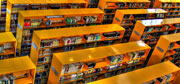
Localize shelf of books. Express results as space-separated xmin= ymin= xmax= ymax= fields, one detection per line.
xmin=86 ymin=0 xmax=99 ymax=8
xmin=88 ymin=61 xmax=180 ymax=84
xmin=0 ymin=0 xmax=6 ymax=32
xmin=129 ymin=18 xmax=180 ymax=49
xmin=98 ymin=0 xmax=150 ymax=24
xmin=48 ymin=41 xmax=151 ymax=84
xmin=112 ymin=9 xmax=167 ymax=43
xmin=5 ymin=0 xmax=88 ymax=36
xmin=16 ymin=8 xmax=104 ymax=56
xmin=0 ymin=56 xmax=36 ymax=84
xmin=30 ymin=24 xmax=125 ymax=84
xmin=153 ymin=0 xmax=180 ymax=18
xmin=0 ymin=32 xmax=16 ymax=60
xmin=147 ymin=33 xmax=180 ymax=67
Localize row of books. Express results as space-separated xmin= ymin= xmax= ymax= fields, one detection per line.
xmin=59 ymin=72 xmax=84 ymax=83
xmin=60 ymin=67 xmax=103 ymax=83
xmin=38 ymin=56 xmax=51 ymax=64
xmin=66 ymin=16 xmax=81 ymax=25
xmin=23 ymin=30 xmax=32 ymax=36
xmin=63 ymin=36 xmax=82 ymax=46
xmin=35 ymin=71 xmax=49 ymax=84
xmin=0 ymin=75 xmax=15 ymax=84
xmin=108 ymin=55 xmax=124 ymax=64
xmin=35 ymin=78 xmax=47 ymax=84
xmin=107 ymin=50 xmax=145 ymax=65
xmin=126 ymin=59 xmax=141 ymax=66
xmin=22 ymin=36 xmax=32 ymax=42
xmin=64 ymin=62 xmax=143 ymax=84
xmin=61 ymin=62 xmax=84 ymax=75
xmin=21 ymin=43 xmax=31 ymax=50
xmin=123 ymin=14 xmax=165 ymax=20
xmin=105 ymin=2 xmax=148 ymax=9
xmin=85 ymin=34 xmax=101 ymax=42
xmin=35 ymin=71 xmax=49 ymax=79
xmin=161 ymin=3 xmax=180 ymax=8
xmin=36 ymin=64 xmax=50 ymax=72
xmin=40 ymin=39 xmax=60 ymax=48
xmin=24 ymin=19 xmax=42 ymax=28
xmin=11 ymin=14 xmax=18 ymax=20
xmin=23 ymin=16 xmax=98 ymax=28
xmin=143 ymin=74 xmax=173 ymax=84
xmin=39 ymin=49 xmax=52 ymax=56
xmin=0 ymin=55 xmax=14 ymax=60
xmin=167 ymin=12 xmax=180 ymax=16
xmin=61 ymin=56 xmax=143 ymax=77
xmin=141 ymin=30 xmax=179 ymax=40
xmin=38 ymin=40 xmax=118 ymax=57
xmin=106 ymin=63 xmax=123 ymax=71
xmin=0 ymin=43 xmax=12 ymax=53
xmin=40 ymin=32 xmax=121 ymax=48
xmin=84 ymin=16 xmax=98 ymax=24
xmin=128 ymin=50 xmax=145 ymax=60
xmin=163 ymin=8 xmax=180 ymax=12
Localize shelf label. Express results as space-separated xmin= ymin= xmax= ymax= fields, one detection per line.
xmin=134 ymin=30 xmax=140 ymax=36
xmin=32 ymin=42 xmax=37 ymax=50
xmin=115 ymin=17 xmax=120 ymax=22
xmin=52 ymin=66 xmax=59 ymax=76
xmin=18 ymin=23 xmax=22 ymax=29
xmin=7 ymin=8 xmax=10 ymax=14
xmin=157 ymin=46 xmax=164 ymax=52
xmin=99 ymin=6 xmax=103 ymax=10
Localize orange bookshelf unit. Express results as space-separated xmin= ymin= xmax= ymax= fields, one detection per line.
xmin=130 ymin=18 xmax=180 ymax=49
xmin=48 ymin=41 xmax=151 ymax=84
xmin=148 ymin=33 xmax=180 ymax=67
xmin=112 ymin=9 xmax=167 ymax=43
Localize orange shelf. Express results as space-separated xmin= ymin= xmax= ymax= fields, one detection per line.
xmin=15 ymin=78 xmax=33 ymax=84
xmin=148 ymin=33 xmax=180 ymax=66
xmin=0 ymin=49 xmax=15 ymax=56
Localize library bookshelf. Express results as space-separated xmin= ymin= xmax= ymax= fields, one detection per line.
xmin=112 ymin=9 xmax=167 ymax=43
xmin=16 ymin=8 xmax=104 ymax=56
xmin=0 ymin=56 xmax=36 ymax=84
xmin=153 ymin=0 xmax=180 ymax=18
xmin=0 ymin=32 xmax=16 ymax=60
xmin=5 ymin=0 xmax=88 ymax=36
xmin=30 ymin=24 xmax=125 ymax=84
xmin=98 ymin=0 xmax=150 ymax=24
xmin=88 ymin=61 xmax=180 ymax=84
xmin=48 ymin=41 xmax=151 ymax=84
xmin=147 ymin=33 xmax=180 ymax=67
xmin=0 ymin=0 xmax=6 ymax=32
xmin=129 ymin=18 xmax=180 ymax=49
